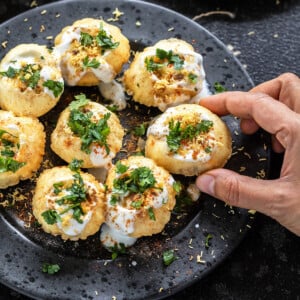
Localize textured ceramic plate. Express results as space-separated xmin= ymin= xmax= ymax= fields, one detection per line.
xmin=0 ymin=0 xmax=270 ymax=299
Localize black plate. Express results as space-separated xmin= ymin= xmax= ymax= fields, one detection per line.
xmin=0 ymin=1 xmax=270 ymax=299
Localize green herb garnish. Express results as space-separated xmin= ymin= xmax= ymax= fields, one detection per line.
xmin=80 ymin=32 xmax=94 ymax=47
xmin=83 ymin=56 xmax=100 ymax=69
xmin=68 ymin=95 xmax=111 ymax=154
xmin=188 ymin=72 xmax=198 ymax=83
xmin=43 ymin=80 xmax=64 ymax=97
xmin=0 ymin=129 xmax=25 ymax=173
xmin=163 ymin=249 xmax=177 ymax=266
xmin=0 ymin=66 xmax=18 ymax=78
xmin=42 ymin=263 xmax=60 ymax=275
xmin=41 ymin=209 xmax=61 ymax=225
xmin=42 ymin=164 xmax=88 ymax=225
xmin=68 ymin=158 xmax=84 ymax=172
xmin=111 ymin=166 xmax=157 ymax=216
xmin=110 ymin=243 xmax=126 ymax=260
xmin=0 ymin=157 xmax=26 ymax=173
xmin=145 ymin=48 xmax=184 ymax=72
xmin=147 ymin=207 xmax=156 ymax=221
xmin=115 ymin=161 xmax=129 ymax=174
xmin=166 ymin=119 xmax=214 ymax=153
xmin=133 ymin=123 xmax=147 ymax=137
xmin=0 ymin=63 xmax=41 ymax=89
xmin=113 ymin=166 xmax=156 ymax=195
xmin=214 ymin=82 xmax=227 ymax=93
xmin=96 ymin=22 xmax=120 ymax=51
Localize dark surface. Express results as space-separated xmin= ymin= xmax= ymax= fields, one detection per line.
xmin=0 ymin=0 xmax=299 ymax=299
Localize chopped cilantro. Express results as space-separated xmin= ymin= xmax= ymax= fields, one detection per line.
xmin=115 ymin=161 xmax=129 ymax=174
xmin=133 ymin=123 xmax=147 ymax=136
xmin=131 ymin=200 xmax=143 ymax=209
xmin=68 ymin=96 xmax=111 ymax=154
xmin=147 ymin=207 xmax=156 ymax=221
xmin=68 ymin=159 xmax=84 ymax=172
xmin=113 ymin=166 xmax=156 ymax=195
xmin=172 ymin=181 xmax=182 ymax=194
xmin=109 ymin=194 xmax=119 ymax=206
xmin=145 ymin=48 xmax=184 ymax=72
xmin=145 ymin=57 xmax=165 ymax=72
xmin=69 ymin=94 xmax=89 ymax=110
xmin=163 ymin=249 xmax=177 ymax=266
xmin=110 ymin=243 xmax=126 ymax=260
xmin=188 ymin=72 xmax=198 ymax=83
xmin=53 ymin=182 xmax=64 ymax=195
xmin=166 ymin=120 xmax=182 ymax=152
xmin=0 ymin=157 xmax=26 ymax=173
xmin=96 ymin=23 xmax=120 ymax=51
xmin=41 ymin=209 xmax=61 ymax=225
xmin=42 ymin=263 xmax=60 ymax=275
xmin=20 ymin=64 xmax=41 ymax=89
xmin=42 ymin=170 xmax=88 ymax=225
xmin=166 ymin=119 xmax=214 ymax=153
xmin=43 ymin=80 xmax=64 ymax=97
xmin=214 ymin=82 xmax=227 ymax=93
xmin=0 ymin=66 xmax=18 ymax=78
xmin=83 ymin=56 xmax=100 ymax=69
xmin=80 ymin=31 xmax=94 ymax=46
xmin=0 ymin=129 xmax=25 ymax=173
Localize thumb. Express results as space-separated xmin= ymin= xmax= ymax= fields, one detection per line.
xmin=196 ymin=168 xmax=278 ymax=217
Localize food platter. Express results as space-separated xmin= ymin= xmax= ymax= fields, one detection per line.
xmin=0 ymin=0 xmax=270 ymax=299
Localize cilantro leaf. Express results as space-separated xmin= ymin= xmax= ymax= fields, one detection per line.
xmin=41 ymin=209 xmax=61 ymax=225
xmin=43 ymin=80 xmax=64 ymax=97
xmin=0 ymin=66 xmax=18 ymax=78
xmin=0 ymin=157 xmax=26 ymax=173
xmin=166 ymin=119 xmax=213 ymax=153
xmin=83 ymin=56 xmax=100 ymax=69
xmin=112 ymin=166 xmax=156 ymax=196
xmin=147 ymin=207 xmax=156 ymax=220
xmin=96 ymin=23 xmax=120 ymax=51
xmin=80 ymin=31 xmax=94 ymax=46
xmin=42 ymin=263 xmax=60 ymax=275
xmin=109 ymin=243 xmax=126 ymax=260
xmin=115 ymin=161 xmax=129 ymax=174
xmin=214 ymin=82 xmax=227 ymax=93
xmin=69 ymin=94 xmax=90 ymax=110
xmin=163 ymin=249 xmax=177 ymax=266
xmin=133 ymin=123 xmax=147 ymax=136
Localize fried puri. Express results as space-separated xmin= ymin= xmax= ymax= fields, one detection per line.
xmin=0 ymin=110 xmax=45 ymax=189
xmin=50 ymin=98 xmax=124 ymax=169
xmin=104 ymin=156 xmax=177 ymax=238
xmin=145 ymin=104 xmax=232 ymax=176
xmin=32 ymin=166 xmax=106 ymax=241
xmin=123 ymin=38 xmax=208 ymax=112
xmin=0 ymin=44 xmax=64 ymax=117
xmin=54 ymin=18 xmax=130 ymax=86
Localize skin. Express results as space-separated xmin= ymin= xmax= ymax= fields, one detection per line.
xmin=196 ymin=73 xmax=300 ymax=236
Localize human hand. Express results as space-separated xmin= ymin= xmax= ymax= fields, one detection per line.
xmin=196 ymin=73 xmax=300 ymax=236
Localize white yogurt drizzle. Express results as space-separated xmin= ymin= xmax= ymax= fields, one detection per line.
xmin=98 ymin=80 xmax=127 ymax=110
xmin=138 ymin=45 xmax=211 ymax=110
xmin=53 ymin=25 xmax=115 ymax=86
xmin=100 ymin=166 xmax=175 ymax=249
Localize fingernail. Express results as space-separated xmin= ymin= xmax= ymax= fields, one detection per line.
xmin=196 ymin=174 xmax=215 ymax=195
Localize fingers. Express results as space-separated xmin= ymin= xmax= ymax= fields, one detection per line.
xmin=250 ymin=73 xmax=300 ymax=112
xmin=196 ymin=168 xmax=279 ymax=218
xmin=200 ymin=91 xmax=299 ymax=149
xmin=196 ymin=168 xmax=300 ymax=236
